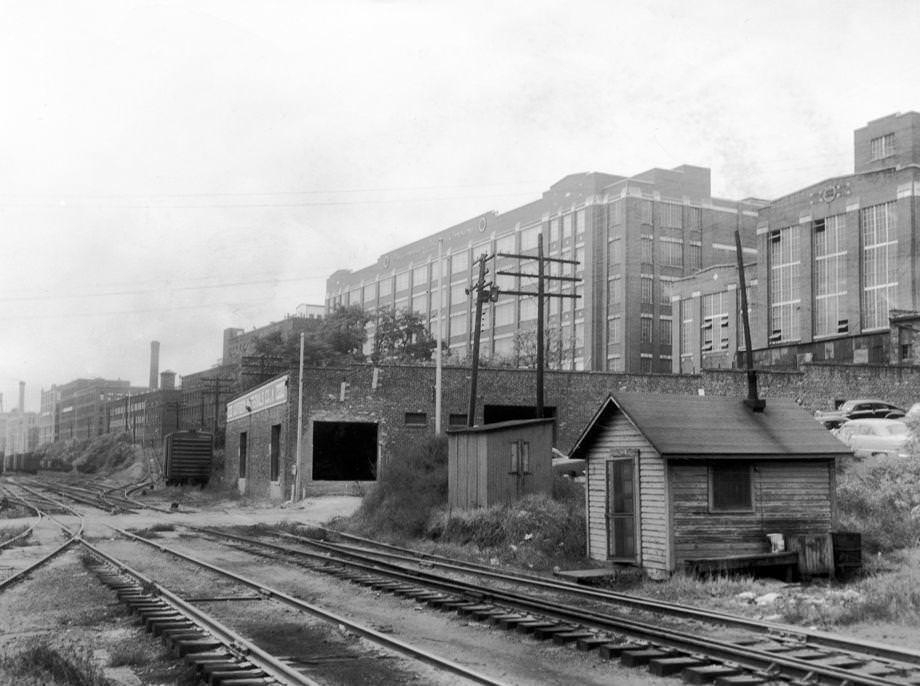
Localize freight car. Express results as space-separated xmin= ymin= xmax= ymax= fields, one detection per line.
xmin=163 ymin=430 xmax=213 ymax=486
xmin=1 ymin=452 xmax=41 ymax=475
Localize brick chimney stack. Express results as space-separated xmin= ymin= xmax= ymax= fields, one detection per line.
xmin=149 ymin=341 xmax=160 ymax=390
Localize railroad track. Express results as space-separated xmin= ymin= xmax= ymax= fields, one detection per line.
xmin=178 ymin=525 xmax=920 ymax=686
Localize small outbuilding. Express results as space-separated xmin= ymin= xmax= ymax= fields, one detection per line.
xmin=448 ymin=418 xmax=554 ymax=510
xmin=570 ymin=393 xmax=851 ymax=579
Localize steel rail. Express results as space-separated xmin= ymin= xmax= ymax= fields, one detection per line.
xmin=79 ymin=538 xmax=320 ymax=686
xmin=308 ymin=527 xmax=920 ymax=667
xmin=197 ymin=526 xmax=912 ymax=686
xmin=106 ymin=525 xmax=509 ymax=686
xmin=0 ymin=485 xmax=85 ymax=592
xmin=0 ymin=485 xmax=42 ymax=551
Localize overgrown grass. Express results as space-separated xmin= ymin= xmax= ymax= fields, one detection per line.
xmin=0 ymin=643 xmax=110 ymax=686
xmin=107 ymin=643 xmax=157 ymax=668
xmin=836 ymin=453 xmax=920 ymax=553
xmin=33 ymin=432 xmax=140 ymax=475
xmin=345 ymin=435 xmax=448 ymax=539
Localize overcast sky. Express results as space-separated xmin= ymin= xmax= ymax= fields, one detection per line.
xmin=2 ymin=0 xmax=919 ymax=411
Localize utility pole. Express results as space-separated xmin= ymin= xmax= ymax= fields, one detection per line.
xmin=200 ymin=377 xmax=235 ymax=448
xmin=492 ymin=233 xmax=581 ymax=417
xmin=466 ymin=254 xmax=498 ymax=427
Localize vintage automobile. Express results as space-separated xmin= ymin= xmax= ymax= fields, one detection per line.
xmin=832 ymin=418 xmax=911 ymax=458
xmin=814 ymin=398 xmax=906 ymax=429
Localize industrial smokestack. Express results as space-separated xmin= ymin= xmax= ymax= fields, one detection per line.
xmin=149 ymin=341 xmax=160 ymax=390
xmin=19 ymin=381 xmax=25 ymax=413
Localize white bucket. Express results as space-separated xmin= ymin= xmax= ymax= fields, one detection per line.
xmin=767 ymin=533 xmax=785 ymax=553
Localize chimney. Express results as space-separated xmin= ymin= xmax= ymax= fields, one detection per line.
xmin=160 ymin=370 xmax=176 ymax=391
xmin=19 ymin=381 xmax=25 ymax=413
xmin=149 ymin=341 xmax=160 ymax=390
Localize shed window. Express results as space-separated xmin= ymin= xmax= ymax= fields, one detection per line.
xmin=710 ymin=463 xmax=752 ymax=511
xmin=509 ymin=440 xmax=531 ymax=474
xmin=448 ymin=413 xmax=468 ymax=427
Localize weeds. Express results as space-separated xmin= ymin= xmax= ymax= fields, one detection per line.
xmin=107 ymin=643 xmax=157 ymax=668
xmin=0 ymin=525 xmax=31 ymax=547
xmin=0 ymin=643 xmax=110 ymax=686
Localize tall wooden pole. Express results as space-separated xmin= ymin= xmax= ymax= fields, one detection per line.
xmin=536 ymin=233 xmax=545 ymax=419
xmin=467 ymin=255 xmax=487 ymax=427
xmin=735 ymin=229 xmax=763 ymax=410
xmin=295 ymin=331 xmax=305 ymax=500
xmin=435 ymin=240 xmax=443 ymax=435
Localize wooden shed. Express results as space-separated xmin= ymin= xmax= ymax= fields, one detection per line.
xmin=448 ymin=418 xmax=554 ymax=510
xmin=570 ymin=393 xmax=851 ymax=579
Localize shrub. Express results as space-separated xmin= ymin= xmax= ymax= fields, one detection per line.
xmin=348 ymin=436 xmax=448 ymax=539
xmin=425 ymin=481 xmax=587 ymax=570
xmin=0 ymin=643 xmax=108 ymax=686
xmin=836 ymin=454 xmax=920 ymax=553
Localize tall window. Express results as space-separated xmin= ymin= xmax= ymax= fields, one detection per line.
xmin=862 ymin=202 xmax=898 ymax=331
xmin=607 ymin=316 xmax=621 ymax=346
xmin=640 ymin=316 xmax=653 ymax=343
xmin=451 ymin=251 xmax=469 ymax=275
xmin=412 ymin=265 xmax=428 ymax=289
xmin=640 ymin=276 xmax=654 ymax=304
xmin=608 ymin=275 xmax=623 ymax=307
xmin=641 ymin=235 xmax=653 ymax=263
xmin=687 ymin=242 xmax=702 ymax=271
xmin=768 ymin=226 xmax=801 ymax=342
xmin=659 ymin=318 xmax=672 ymax=346
xmin=702 ymin=292 xmax=730 ymax=351
xmin=814 ymin=215 xmax=847 ymax=337
xmin=575 ymin=208 xmax=586 ymax=242
xmin=608 ymin=238 xmax=622 ymax=267
xmin=659 ymin=238 xmax=683 ymax=267
xmin=395 ymin=271 xmax=410 ymax=292
xmin=659 ymin=202 xmax=682 ymax=228
xmin=870 ymin=133 xmax=895 ymax=160
xmin=638 ymin=199 xmax=652 ymax=224
xmin=680 ymin=299 xmax=694 ymax=358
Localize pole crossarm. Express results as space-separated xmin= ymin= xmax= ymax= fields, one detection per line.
xmin=497 ymin=289 xmax=580 ymax=299
xmin=494 ymin=270 xmax=581 ymax=283
xmin=495 ymin=252 xmax=579 ymax=265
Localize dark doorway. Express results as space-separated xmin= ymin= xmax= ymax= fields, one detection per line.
xmin=312 ymin=421 xmax=378 ymax=481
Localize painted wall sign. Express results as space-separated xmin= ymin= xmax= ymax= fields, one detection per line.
xmin=227 ymin=375 xmax=289 ymax=422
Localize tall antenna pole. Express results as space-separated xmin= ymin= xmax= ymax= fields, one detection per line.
xmin=735 ymin=229 xmax=764 ymax=411
xmin=536 ymin=233 xmax=545 ymax=418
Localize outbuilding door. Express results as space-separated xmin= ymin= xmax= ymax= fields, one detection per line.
xmin=606 ymin=458 xmax=636 ymax=561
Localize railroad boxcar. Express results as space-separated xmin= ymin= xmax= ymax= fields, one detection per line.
xmin=164 ymin=430 xmax=213 ymax=486
xmin=2 ymin=452 xmax=40 ymax=474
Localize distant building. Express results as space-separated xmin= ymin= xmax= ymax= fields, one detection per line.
xmin=221 ymin=309 xmax=325 ymax=366
xmin=104 ymin=371 xmax=181 ymax=446
xmin=43 ymin=378 xmax=146 ymax=443
xmin=327 ymin=167 xmax=763 ymax=374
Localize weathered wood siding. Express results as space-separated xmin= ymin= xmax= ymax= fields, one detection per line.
xmin=669 ymin=460 xmax=834 ymax=563
xmin=484 ymin=423 xmax=553 ymax=506
xmin=585 ymin=413 xmax=669 ymax=576
xmin=448 ymin=432 xmax=484 ymax=509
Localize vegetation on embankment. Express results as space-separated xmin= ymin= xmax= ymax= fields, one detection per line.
xmin=338 ymin=435 xmax=588 ymax=571
xmin=33 ymin=432 xmax=142 ymax=474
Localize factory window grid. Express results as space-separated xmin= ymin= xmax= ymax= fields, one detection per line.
xmin=495 ymin=232 xmax=516 ymax=253
xmin=562 ymin=213 xmax=574 ymax=244
xmin=640 ymin=276 xmax=654 ymax=304
xmin=576 ymin=208 xmax=586 ymax=243
xmin=412 ymin=293 xmax=427 ymax=315
xmin=641 ymin=235 xmax=654 ymax=263
xmin=813 ymin=215 xmax=848 ymax=337
xmin=640 ymin=316 xmax=654 ymax=343
xmin=549 ymin=219 xmax=560 ymax=246
xmin=451 ymin=251 xmax=469 ymax=275
xmin=659 ymin=202 xmax=683 ymax=228
xmin=520 ymin=296 xmax=538 ymax=322
xmin=412 ymin=264 xmax=428 ymax=289
xmin=395 ymin=271 xmax=410 ymax=292
xmin=520 ymin=224 xmax=541 ymax=252
xmin=687 ymin=242 xmax=702 ymax=271
xmin=688 ymin=206 xmax=702 ymax=231
xmin=607 ymin=354 xmax=624 ymax=372
xmin=659 ymin=237 xmax=683 ymax=267
xmin=702 ymin=291 xmax=730 ymax=352
xmin=861 ymin=201 xmax=898 ymax=331
xmin=609 ymin=198 xmax=625 ymax=226
xmin=608 ymin=237 xmax=622 ymax=267
xmin=638 ymin=199 xmax=652 ymax=224
xmin=659 ymin=317 xmax=672 ymax=346
xmin=607 ymin=316 xmax=622 ymax=346
xmin=639 ymin=353 xmax=653 ymax=373
xmin=494 ymin=300 xmax=515 ymax=327
xmin=659 ymin=277 xmax=676 ymax=306
xmin=680 ymin=299 xmax=695 ymax=359
xmin=378 ymin=277 xmax=393 ymax=298
xmin=768 ymin=226 xmax=801 ymax=343
xmin=870 ymin=133 xmax=895 ymax=161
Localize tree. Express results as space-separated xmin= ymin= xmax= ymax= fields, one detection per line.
xmin=372 ymin=308 xmax=440 ymax=364
xmin=250 ymin=305 xmax=369 ymax=368
xmin=506 ymin=326 xmax=577 ymax=369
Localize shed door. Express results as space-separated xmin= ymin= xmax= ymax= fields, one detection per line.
xmin=606 ymin=458 xmax=636 ymax=560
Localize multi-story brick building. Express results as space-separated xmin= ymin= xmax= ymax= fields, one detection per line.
xmin=221 ymin=307 xmax=324 ymax=366
xmin=327 ymin=167 xmax=763 ymax=374
xmin=752 ymin=112 xmax=920 ymax=367
xmin=44 ymin=378 xmax=146 ymax=443
xmin=669 ymin=112 xmax=920 ymax=370
xmin=105 ymin=371 xmax=182 ymax=446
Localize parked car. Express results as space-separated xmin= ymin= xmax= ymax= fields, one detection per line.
xmin=832 ymin=418 xmax=911 ymax=458
xmin=814 ymin=398 xmax=906 ymax=429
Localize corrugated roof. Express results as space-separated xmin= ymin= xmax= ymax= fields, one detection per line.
xmin=570 ymin=392 xmax=850 ymax=459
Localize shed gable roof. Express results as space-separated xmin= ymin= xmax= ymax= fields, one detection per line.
xmin=570 ymin=392 xmax=850 ymax=460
